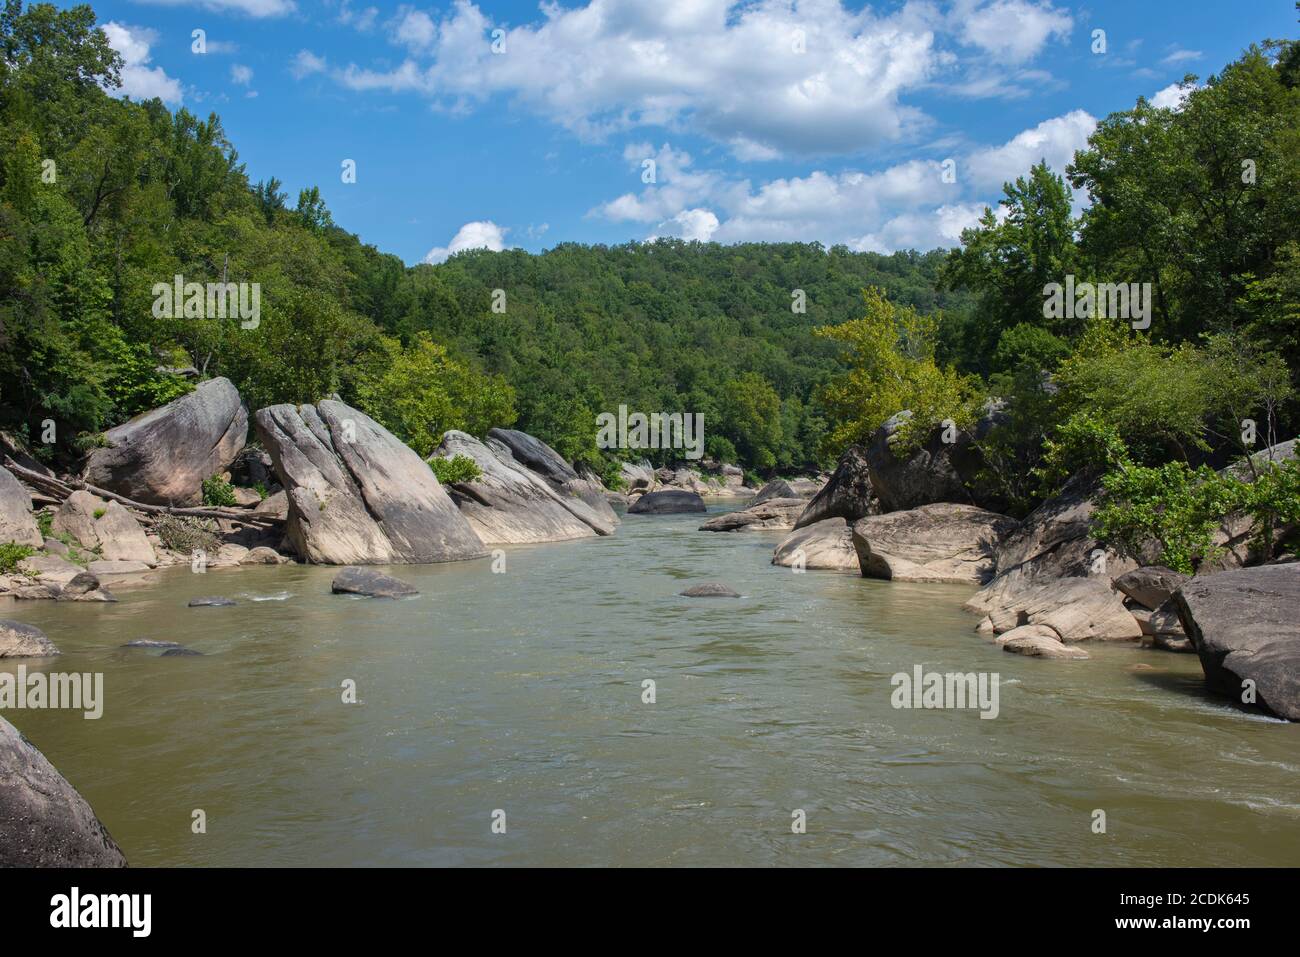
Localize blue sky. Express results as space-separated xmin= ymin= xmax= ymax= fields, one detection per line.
xmin=90 ymin=0 xmax=1298 ymax=264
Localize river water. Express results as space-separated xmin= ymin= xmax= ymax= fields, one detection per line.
xmin=4 ymin=506 xmax=1298 ymax=866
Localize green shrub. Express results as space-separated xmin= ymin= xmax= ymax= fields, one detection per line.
xmin=428 ymin=454 xmax=482 ymax=485
xmin=202 ymin=475 xmax=237 ymax=507
xmin=0 ymin=542 xmax=36 ymax=574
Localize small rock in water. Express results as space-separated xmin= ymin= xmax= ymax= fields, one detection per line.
xmin=680 ymin=582 xmax=741 ymax=598
xmin=0 ymin=619 xmax=60 ymax=658
xmin=122 ymin=639 xmax=182 ymax=649
xmin=331 ymin=566 xmax=419 ymax=599
xmin=188 ymin=596 xmax=237 ymax=607
xmin=161 ymin=647 xmax=205 ymax=657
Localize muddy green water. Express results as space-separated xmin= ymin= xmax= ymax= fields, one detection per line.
xmin=3 ymin=507 xmax=1298 ymax=866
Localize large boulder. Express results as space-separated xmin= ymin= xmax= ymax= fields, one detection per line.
xmin=0 ymin=620 xmax=60 ymax=657
xmin=432 ymin=431 xmax=612 ymax=544
xmin=331 ymin=566 xmax=418 ymax=599
xmin=699 ymin=498 xmax=805 ymax=532
xmin=50 ymin=492 xmax=156 ymax=566
xmin=752 ymin=478 xmax=821 ymax=505
xmin=487 ymin=428 xmax=619 ymax=526
xmin=619 ymin=461 xmax=656 ymax=492
xmin=254 ymin=400 xmax=486 ymax=565
xmin=865 ymin=405 xmax=1006 ymax=513
xmin=1174 ymin=564 xmax=1300 ymax=720
xmin=83 ymin=377 xmax=247 ymax=506
xmin=967 ymin=576 xmax=1143 ymax=642
xmin=628 ymin=489 xmax=706 ymax=514
xmin=0 ymin=466 xmax=41 ymax=547
xmin=772 ymin=518 xmax=859 ymax=570
xmin=1114 ymin=566 xmax=1190 ymax=610
xmin=852 ymin=503 xmax=1019 ymax=585
xmin=0 ymin=715 xmax=127 ymax=866
xmin=996 ymin=625 xmax=1091 ymax=659
xmin=793 ymin=445 xmax=874 ymax=531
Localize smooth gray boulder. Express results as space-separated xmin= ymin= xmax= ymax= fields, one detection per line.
xmin=752 ymin=478 xmax=820 ymax=504
xmin=1174 ymin=564 xmax=1300 ymax=720
xmin=967 ymin=576 xmax=1143 ymax=642
xmin=852 ymin=504 xmax=1019 ymax=584
xmin=0 ymin=466 xmax=41 ymax=547
xmin=772 ymin=518 xmax=859 ymax=570
xmin=996 ymin=625 xmax=1090 ymax=659
xmin=331 ymin=566 xmax=418 ymax=599
xmin=680 ymin=583 xmax=741 ymax=597
xmin=254 ymin=401 xmax=485 ymax=565
xmin=0 ymin=715 xmax=127 ymax=867
xmin=699 ymin=498 xmax=805 ymax=532
xmin=619 ymin=461 xmax=656 ymax=491
xmin=83 ymin=377 xmax=247 ymax=506
xmin=1114 ymin=566 xmax=1189 ymax=610
xmin=793 ymin=445 xmax=874 ymax=531
xmin=487 ymin=428 xmax=619 ymax=526
xmin=50 ymin=491 xmax=156 ymax=566
xmin=432 ymin=431 xmax=612 ymax=543
xmin=628 ymin=489 xmax=706 ymax=514
xmin=0 ymin=620 xmax=60 ymax=657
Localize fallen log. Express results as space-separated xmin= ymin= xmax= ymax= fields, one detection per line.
xmin=4 ymin=457 xmax=282 ymax=528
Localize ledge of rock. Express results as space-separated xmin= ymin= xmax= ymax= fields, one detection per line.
xmin=0 ymin=715 xmax=127 ymax=867
xmin=793 ymin=445 xmax=875 ymax=531
xmin=996 ymin=624 xmax=1090 ymax=659
xmin=0 ymin=620 xmax=60 ymax=657
xmin=772 ymin=518 xmax=859 ymax=570
xmin=699 ymin=498 xmax=805 ymax=531
xmin=331 ymin=566 xmax=419 ymax=599
xmin=1174 ymin=564 xmax=1300 ymax=720
xmin=487 ymin=428 xmax=619 ymax=526
xmin=967 ymin=575 xmax=1143 ymax=642
xmin=83 ymin=377 xmax=247 ymax=506
xmin=852 ymin=503 xmax=1018 ymax=584
xmin=1114 ymin=566 xmax=1189 ymax=610
xmin=0 ymin=466 xmax=42 ymax=547
xmin=865 ymin=405 xmax=1006 ymax=513
xmin=752 ymin=477 xmax=821 ymax=504
xmin=254 ymin=400 xmax=485 ymax=565
xmin=628 ymin=489 xmax=706 ymax=514
xmin=433 ymin=431 xmax=612 ymax=544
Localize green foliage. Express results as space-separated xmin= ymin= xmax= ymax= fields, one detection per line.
xmin=0 ymin=540 xmax=35 ymax=573
xmin=201 ymin=474 xmax=236 ymax=507
xmin=814 ymin=287 xmax=984 ymax=457
xmin=354 ymin=333 xmax=516 ymax=459
xmin=428 ymin=454 xmax=482 ymax=485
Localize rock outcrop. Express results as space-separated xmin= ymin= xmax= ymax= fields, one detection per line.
xmin=752 ymin=478 xmax=820 ymax=504
xmin=864 ymin=407 xmax=1005 ymax=513
xmin=852 ymin=503 xmax=1018 ymax=585
xmin=487 ymin=428 xmax=619 ymax=526
xmin=793 ymin=445 xmax=874 ymax=531
xmin=0 ymin=466 xmax=41 ymax=547
xmin=431 ymin=430 xmax=612 ymax=544
xmin=698 ymin=498 xmax=805 ymax=532
xmin=1174 ymin=564 xmax=1300 ymax=720
xmin=771 ymin=518 xmax=859 ymax=570
xmin=1114 ymin=566 xmax=1189 ymax=611
xmin=0 ymin=715 xmax=127 ymax=866
xmin=84 ymin=376 xmax=247 ymax=506
xmin=254 ymin=401 xmax=486 ymax=565
xmin=628 ymin=489 xmax=706 ymax=514
xmin=331 ymin=566 xmax=419 ymax=599
xmin=0 ymin=620 xmax=60 ymax=657
xmin=50 ymin=491 xmax=156 ymax=565
xmin=996 ymin=625 xmax=1091 ymax=659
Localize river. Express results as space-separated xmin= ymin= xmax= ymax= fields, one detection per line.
xmin=5 ymin=506 xmax=1298 ymax=866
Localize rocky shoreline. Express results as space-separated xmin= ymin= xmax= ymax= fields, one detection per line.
xmin=2 ymin=383 xmax=1297 ymax=867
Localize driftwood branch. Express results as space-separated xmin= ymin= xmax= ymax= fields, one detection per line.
xmin=4 ymin=458 xmax=282 ymax=528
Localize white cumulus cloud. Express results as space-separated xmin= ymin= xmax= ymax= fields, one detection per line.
xmin=102 ymin=22 xmax=183 ymax=105
xmin=424 ymin=220 xmax=509 ymax=264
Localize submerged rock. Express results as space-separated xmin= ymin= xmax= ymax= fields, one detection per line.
xmin=0 ymin=619 xmax=60 ymax=658
xmin=83 ymin=376 xmax=247 ymax=506
xmin=1174 ymin=564 xmax=1300 ymax=720
xmin=680 ymin=583 xmax=741 ymax=598
xmin=852 ymin=503 xmax=1018 ymax=584
xmin=0 ymin=715 xmax=128 ymax=867
xmin=772 ymin=518 xmax=859 ymax=570
xmin=254 ymin=400 xmax=486 ymax=565
xmin=122 ymin=639 xmax=181 ymax=649
xmin=628 ymin=490 xmax=706 ymax=514
xmin=161 ymin=647 xmax=205 ymax=657
xmin=331 ymin=566 xmax=419 ymax=599
xmin=188 ymin=596 xmax=236 ymax=607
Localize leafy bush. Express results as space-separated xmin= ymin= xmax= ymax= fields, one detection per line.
xmin=428 ymin=454 xmax=482 ymax=485
xmin=201 ymin=475 xmax=237 ymax=507
xmin=0 ymin=541 xmax=36 ymax=574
